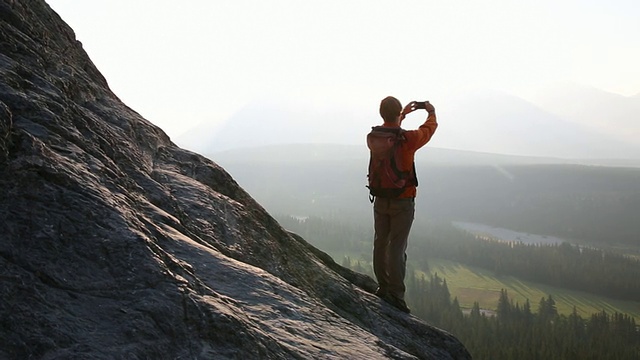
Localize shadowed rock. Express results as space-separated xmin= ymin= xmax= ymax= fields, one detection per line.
xmin=0 ymin=1 xmax=471 ymax=358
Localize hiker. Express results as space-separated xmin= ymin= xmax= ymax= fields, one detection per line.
xmin=367 ymin=96 xmax=438 ymax=313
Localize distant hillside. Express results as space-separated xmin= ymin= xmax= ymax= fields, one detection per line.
xmin=527 ymin=84 xmax=640 ymax=146
xmin=178 ymin=99 xmax=373 ymax=153
xmin=441 ymin=90 xmax=640 ymax=159
xmin=211 ymin=144 xmax=640 ymax=247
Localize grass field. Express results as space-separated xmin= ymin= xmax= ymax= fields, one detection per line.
xmin=331 ymin=251 xmax=640 ymax=320
xmin=423 ymin=257 xmax=640 ymax=320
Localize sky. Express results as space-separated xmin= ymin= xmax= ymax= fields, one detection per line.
xmin=47 ymin=0 xmax=640 ymax=144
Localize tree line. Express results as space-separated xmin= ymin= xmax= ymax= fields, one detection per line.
xmin=279 ymin=214 xmax=640 ymax=302
xmin=276 ymin=214 xmax=372 ymax=254
xmin=412 ymin=224 xmax=640 ymax=302
xmin=278 ymin=216 xmax=640 ymax=301
xmin=342 ymin=260 xmax=640 ymax=360
xmin=282 ymin=213 xmax=640 ymax=358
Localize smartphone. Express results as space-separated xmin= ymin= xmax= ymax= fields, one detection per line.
xmin=412 ymin=101 xmax=427 ymax=110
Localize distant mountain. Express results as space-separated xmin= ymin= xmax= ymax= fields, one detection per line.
xmin=440 ymin=90 xmax=640 ymax=159
xmin=177 ymin=99 xmax=373 ymax=153
xmin=527 ymin=84 xmax=640 ymax=146
xmin=179 ymin=90 xmax=640 ymax=160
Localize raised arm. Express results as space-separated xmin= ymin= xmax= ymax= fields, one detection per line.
xmin=407 ymin=101 xmax=438 ymax=149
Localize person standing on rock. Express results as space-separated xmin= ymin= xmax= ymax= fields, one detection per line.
xmin=366 ymin=96 xmax=438 ymax=313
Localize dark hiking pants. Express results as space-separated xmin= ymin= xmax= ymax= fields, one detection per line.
xmin=373 ymin=197 xmax=415 ymax=300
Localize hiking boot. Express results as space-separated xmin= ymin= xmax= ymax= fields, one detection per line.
xmin=374 ymin=287 xmax=388 ymax=298
xmin=381 ymin=293 xmax=411 ymax=314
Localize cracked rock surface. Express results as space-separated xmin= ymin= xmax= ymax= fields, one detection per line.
xmin=0 ymin=1 xmax=471 ymax=359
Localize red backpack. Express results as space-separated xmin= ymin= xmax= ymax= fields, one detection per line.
xmin=366 ymin=126 xmax=417 ymax=202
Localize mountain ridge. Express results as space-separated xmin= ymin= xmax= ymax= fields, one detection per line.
xmin=0 ymin=1 xmax=470 ymax=358
xmin=527 ymin=83 xmax=640 ymax=143
xmin=179 ymin=89 xmax=640 ymax=160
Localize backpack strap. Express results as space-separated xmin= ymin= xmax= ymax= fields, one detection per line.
xmin=370 ymin=126 xmax=405 ymax=137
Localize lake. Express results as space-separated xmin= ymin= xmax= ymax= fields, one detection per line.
xmin=452 ymin=222 xmax=568 ymax=246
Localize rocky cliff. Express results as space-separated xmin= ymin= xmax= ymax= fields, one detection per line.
xmin=0 ymin=1 xmax=471 ymax=358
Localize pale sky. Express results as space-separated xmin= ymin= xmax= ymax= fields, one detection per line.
xmin=47 ymin=0 xmax=640 ymax=141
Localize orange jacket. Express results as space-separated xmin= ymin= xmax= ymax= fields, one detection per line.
xmin=381 ymin=112 xmax=438 ymax=198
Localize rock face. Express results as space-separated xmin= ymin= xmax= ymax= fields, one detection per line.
xmin=0 ymin=1 xmax=471 ymax=359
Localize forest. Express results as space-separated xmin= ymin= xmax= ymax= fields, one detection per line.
xmin=412 ymin=225 xmax=640 ymax=302
xmin=278 ymin=214 xmax=640 ymax=302
xmin=278 ymin=214 xmax=640 ymax=359
xmin=392 ymin=271 xmax=639 ymax=360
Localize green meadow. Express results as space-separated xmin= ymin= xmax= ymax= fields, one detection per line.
xmin=424 ymin=257 xmax=640 ymax=320
xmin=337 ymin=252 xmax=640 ymax=321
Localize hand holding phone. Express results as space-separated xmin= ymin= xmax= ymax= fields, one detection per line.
xmin=412 ymin=101 xmax=427 ymax=110
xmin=410 ymin=100 xmax=434 ymax=112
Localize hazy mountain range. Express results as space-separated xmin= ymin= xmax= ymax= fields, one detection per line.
xmin=178 ymin=87 xmax=640 ymax=161
xmin=528 ymin=84 xmax=640 ymax=146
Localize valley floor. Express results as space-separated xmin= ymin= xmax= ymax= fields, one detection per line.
xmin=425 ymin=257 xmax=640 ymax=321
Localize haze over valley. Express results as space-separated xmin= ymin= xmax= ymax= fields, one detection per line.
xmin=209 ymin=143 xmax=640 ymax=247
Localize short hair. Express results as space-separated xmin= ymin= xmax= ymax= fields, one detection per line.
xmin=379 ymin=96 xmax=402 ymax=122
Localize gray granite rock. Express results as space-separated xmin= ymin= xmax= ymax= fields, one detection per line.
xmin=0 ymin=1 xmax=471 ymax=359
